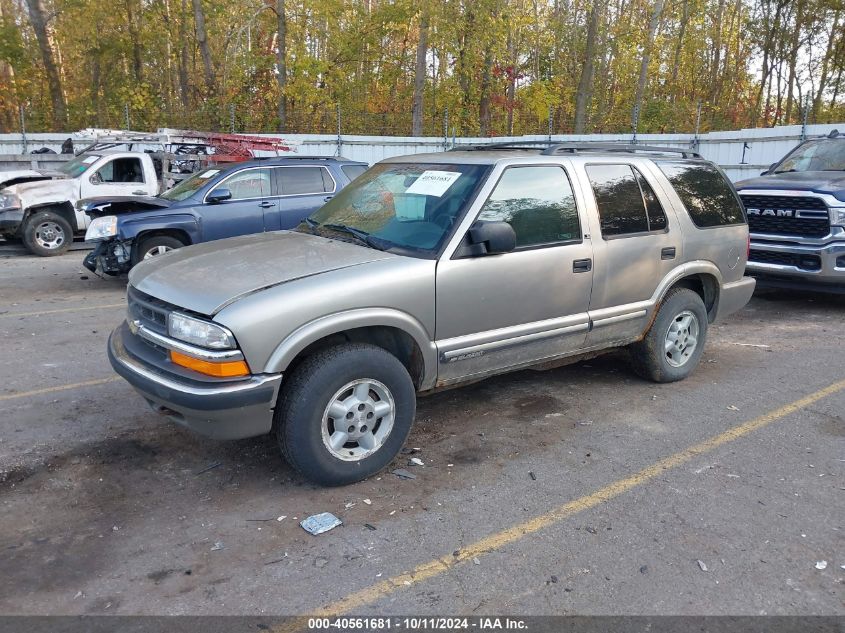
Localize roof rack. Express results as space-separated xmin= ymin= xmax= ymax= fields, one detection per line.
xmin=451 ymin=141 xmax=702 ymax=159
xmin=451 ymin=141 xmax=558 ymax=152
xmin=540 ymin=143 xmax=702 ymax=159
xmin=252 ymin=155 xmax=352 ymax=161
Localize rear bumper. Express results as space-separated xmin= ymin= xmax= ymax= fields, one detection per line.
xmin=715 ymin=276 xmax=756 ymax=321
xmin=746 ymin=238 xmax=845 ymax=289
xmin=108 ymin=322 xmax=282 ymax=439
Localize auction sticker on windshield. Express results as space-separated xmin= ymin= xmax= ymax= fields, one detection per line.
xmin=406 ymin=170 xmax=462 ymax=197
xmin=198 ymin=169 xmax=220 ymax=179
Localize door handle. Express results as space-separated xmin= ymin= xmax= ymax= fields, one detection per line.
xmin=661 ymin=247 xmax=677 ymax=260
xmin=132 ymin=190 xmax=147 ymax=195
xmin=323 ymin=196 xmax=334 ymax=202
xmin=259 ymin=201 xmax=274 ymax=208
xmin=573 ymin=258 xmax=592 ymax=273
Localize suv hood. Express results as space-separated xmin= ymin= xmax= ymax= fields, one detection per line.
xmin=129 ymin=231 xmax=395 ymax=315
xmin=0 ymin=169 xmax=63 ymax=190
xmin=80 ymin=195 xmax=173 ymax=218
xmin=735 ymin=171 xmax=845 ymax=202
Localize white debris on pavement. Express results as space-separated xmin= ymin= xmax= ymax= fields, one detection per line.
xmin=815 ymin=561 xmax=827 ymax=570
xmin=300 ymin=512 xmax=342 ymax=535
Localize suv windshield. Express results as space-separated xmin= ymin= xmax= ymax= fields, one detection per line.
xmin=59 ymin=154 xmax=101 ymax=177
xmin=774 ymin=139 xmax=845 ymax=173
xmin=160 ymin=168 xmax=222 ymax=201
xmin=306 ymin=162 xmax=489 ymax=256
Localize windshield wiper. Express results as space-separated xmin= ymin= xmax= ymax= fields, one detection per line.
xmin=773 ymin=169 xmax=798 ymax=174
xmin=322 ymin=223 xmax=392 ymax=251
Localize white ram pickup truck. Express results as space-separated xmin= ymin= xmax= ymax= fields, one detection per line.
xmin=0 ymin=152 xmax=159 ymax=256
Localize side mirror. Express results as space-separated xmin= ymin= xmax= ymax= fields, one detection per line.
xmin=464 ymin=220 xmax=516 ymax=256
xmin=89 ymin=171 xmax=103 ymax=184
xmin=206 ymin=188 xmax=232 ymax=204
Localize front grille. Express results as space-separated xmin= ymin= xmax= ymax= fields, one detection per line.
xmin=127 ymin=286 xmax=173 ymax=335
xmin=749 ymin=249 xmax=821 ymax=271
xmin=740 ymin=194 xmax=830 ymax=238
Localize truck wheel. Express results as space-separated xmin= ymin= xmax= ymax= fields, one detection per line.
xmin=629 ymin=287 xmax=708 ymax=383
xmin=22 ymin=211 xmax=73 ymax=256
xmin=275 ymin=343 xmax=416 ymax=486
xmin=132 ymin=235 xmax=185 ymax=264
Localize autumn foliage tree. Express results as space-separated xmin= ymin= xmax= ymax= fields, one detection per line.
xmin=1 ymin=0 xmax=843 ymax=135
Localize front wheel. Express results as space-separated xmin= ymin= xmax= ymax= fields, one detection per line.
xmin=22 ymin=211 xmax=73 ymax=256
xmin=132 ymin=234 xmax=185 ymax=265
xmin=275 ymin=343 xmax=416 ymax=486
xmin=629 ymin=287 xmax=708 ymax=383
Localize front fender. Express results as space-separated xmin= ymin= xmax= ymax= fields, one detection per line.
xmin=118 ymin=213 xmax=200 ymax=243
xmin=263 ymin=308 xmax=438 ymax=390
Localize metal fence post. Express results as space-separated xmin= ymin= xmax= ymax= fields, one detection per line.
xmin=800 ymin=95 xmax=811 ymax=142
xmin=443 ymin=107 xmax=449 ymax=150
xmin=230 ymin=104 xmax=236 ymax=134
xmin=631 ymin=103 xmax=640 ymax=144
xmin=336 ymin=104 xmax=342 ymax=157
xmin=548 ymin=106 xmax=553 ymax=142
xmin=124 ymin=103 xmax=130 ymax=131
xmin=19 ymin=105 xmax=28 ymax=154
xmin=691 ymin=100 xmax=702 ymax=153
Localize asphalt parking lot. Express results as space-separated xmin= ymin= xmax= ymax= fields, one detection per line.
xmin=0 ymin=247 xmax=843 ymax=617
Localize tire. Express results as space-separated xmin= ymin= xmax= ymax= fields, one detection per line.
xmin=132 ymin=234 xmax=185 ymax=265
xmin=275 ymin=343 xmax=416 ymax=486
xmin=22 ymin=211 xmax=73 ymax=256
xmin=629 ymin=287 xmax=708 ymax=383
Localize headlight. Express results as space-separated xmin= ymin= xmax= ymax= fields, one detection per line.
xmin=84 ymin=215 xmax=118 ymax=241
xmin=168 ymin=312 xmax=237 ymax=349
xmin=0 ymin=190 xmax=21 ymax=210
xmin=831 ymin=208 xmax=845 ymax=227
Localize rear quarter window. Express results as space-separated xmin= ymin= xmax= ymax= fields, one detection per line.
xmin=657 ymin=162 xmax=745 ymax=228
xmin=342 ymin=164 xmax=368 ymax=181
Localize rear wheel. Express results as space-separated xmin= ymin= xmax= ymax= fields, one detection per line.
xmin=275 ymin=343 xmax=416 ymax=486
xmin=22 ymin=211 xmax=73 ymax=256
xmin=132 ymin=234 xmax=185 ymax=265
xmin=629 ymin=287 xmax=708 ymax=383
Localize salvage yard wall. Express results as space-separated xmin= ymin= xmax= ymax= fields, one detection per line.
xmin=1 ymin=122 xmax=843 ymax=182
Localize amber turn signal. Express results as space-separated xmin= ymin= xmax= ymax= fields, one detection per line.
xmin=169 ymin=350 xmax=250 ymax=378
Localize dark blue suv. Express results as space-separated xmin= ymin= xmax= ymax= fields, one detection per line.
xmin=82 ymin=156 xmax=368 ymax=275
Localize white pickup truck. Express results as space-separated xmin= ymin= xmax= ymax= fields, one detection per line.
xmin=0 ymin=152 xmax=159 ymax=256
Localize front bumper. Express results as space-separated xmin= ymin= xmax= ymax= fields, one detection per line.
xmin=746 ymin=238 xmax=845 ymax=290
xmin=83 ymin=240 xmax=132 ymax=275
xmin=108 ymin=321 xmax=282 ymax=439
xmin=715 ymin=276 xmax=756 ymax=321
xmin=0 ymin=208 xmax=23 ymax=234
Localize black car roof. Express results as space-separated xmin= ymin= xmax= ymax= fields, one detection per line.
xmin=212 ymin=156 xmax=366 ymax=170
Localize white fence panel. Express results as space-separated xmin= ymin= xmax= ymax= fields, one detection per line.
xmin=0 ymin=122 xmax=842 ymax=181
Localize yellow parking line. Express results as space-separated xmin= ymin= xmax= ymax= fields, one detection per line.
xmin=279 ymin=378 xmax=845 ymax=625
xmin=0 ymin=377 xmax=122 ymax=402
xmin=0 ymin=303 xmax=125 ymax=319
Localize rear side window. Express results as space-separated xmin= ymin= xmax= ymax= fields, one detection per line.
xmin=277 ymin=166 xmax=334 ymax=195
xmin=477 ymin=165 xmax=580 ymax=248
xmin=657 ymin=162 xmax=745 ymax=227
xmin=342 ymin=164 xmax=367 ymax=181
xmin=586 ymin=164 xmax=667 ymax=237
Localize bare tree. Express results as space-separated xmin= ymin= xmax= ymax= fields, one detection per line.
xmin=192 ymin=0 xmax=215 ymax=93
xmin=574 ymin=0 xmax=604 ymax=133
xmin=274 ymin=0 xmax=287 ymax=131
xmin=632 ymin=0 xmax=665 ymax=130
xmin=24 ymin=0 xmax=66 ymax=126
xmin=411 ymin=11 xmax=429 ymax=136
